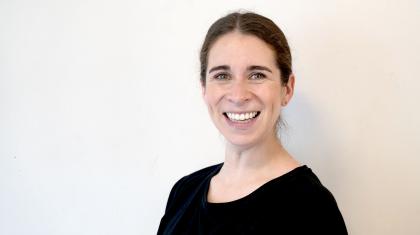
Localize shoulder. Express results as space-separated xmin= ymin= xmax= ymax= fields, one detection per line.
xmin=279 ymin=166 xmax=329 ymax=194
xmin=172 ymin=163 xmax=222 ymax=195
xmin=283 ymin=166 xmax=340 ymax=208
xmin=285 ymin=166 xmax=348 ymax=233
xmin=179 ymin=163 xmax=222 ymax=187
xmin=164 ymin=163 xmax=222 ymax=212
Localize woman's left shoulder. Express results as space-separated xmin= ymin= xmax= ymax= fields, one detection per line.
xmin=287 ymin=165 xmax=348 ymax=234
xmin=289 ymin=165 xmax=337 ymax=198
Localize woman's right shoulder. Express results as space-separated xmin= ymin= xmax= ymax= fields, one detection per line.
xmin=164 ymin=163 xmax=222 ymax=211
xmin=172 ymin=163 xmax=222 ymax=193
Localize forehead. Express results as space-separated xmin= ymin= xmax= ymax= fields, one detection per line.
xmin=207 ymin=32 xmax=277 ymax=69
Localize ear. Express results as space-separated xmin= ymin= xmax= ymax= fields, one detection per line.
xmin=281 ymin=74 xmax=295 ymax=106
xmin=201 ymin=84 xmax=206 ymax=98
xmin=201 ymin=84 xmax=208 ymax=104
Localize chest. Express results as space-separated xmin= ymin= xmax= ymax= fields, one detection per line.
xmin=166 ymin=189 xmax=302 ymax=235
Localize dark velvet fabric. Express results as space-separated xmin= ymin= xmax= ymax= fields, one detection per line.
xmin=158 ymin=163 xmax=347 ymax=235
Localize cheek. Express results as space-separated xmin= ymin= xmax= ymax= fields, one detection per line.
xmin=203 ymin=86 xmax=223 ymax=109
xmin=258 ymin=86 xmax=283 ymax=106
xmin=267 ymin=95 xmax=283 ymax=113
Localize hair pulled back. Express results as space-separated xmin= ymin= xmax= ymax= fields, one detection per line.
xmin=200 ymin=12 xmax=292 ymax=86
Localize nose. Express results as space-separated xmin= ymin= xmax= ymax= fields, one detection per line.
xmin=227 ymin=80 xmax=251 ymax=105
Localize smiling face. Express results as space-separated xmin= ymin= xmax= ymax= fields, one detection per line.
xmin=203 ymin=32 xmax=294 ymax=148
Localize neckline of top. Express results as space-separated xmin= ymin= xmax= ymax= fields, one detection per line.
xmin=201 ymin=164 xmax=309 ymax=208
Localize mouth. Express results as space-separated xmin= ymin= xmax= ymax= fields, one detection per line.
xmin=223 ymin=111 xmax=261 ymax=122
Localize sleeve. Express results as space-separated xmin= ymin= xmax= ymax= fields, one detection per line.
xmin=163 ymin=176 xmax=187 ymax=213
xmin=302 ymin=187 xmax=348 ymax=234
xmin=157 ymin=176 xmax=187 ymax=235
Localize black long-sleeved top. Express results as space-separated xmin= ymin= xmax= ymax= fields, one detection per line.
xmin=158 ymin=163 xmax=347 ymax=234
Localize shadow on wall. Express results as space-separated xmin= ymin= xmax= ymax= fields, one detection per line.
xmin=279 ymin=90 xmax=343 ymax=178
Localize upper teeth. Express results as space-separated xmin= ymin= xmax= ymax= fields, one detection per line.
xmin=226 ymin=112 xmax=258 ymax=121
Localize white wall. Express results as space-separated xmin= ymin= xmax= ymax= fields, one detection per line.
xmin=1 ymin=0 xmax=419 ymax=234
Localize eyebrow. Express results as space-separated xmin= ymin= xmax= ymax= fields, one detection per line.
xmin=208 ymin=65 xmax=273 ymax=74
xmin=208 ymin=65 xmax=230 ymax=74
xmin=248 ymin=65 xmax=273 ymax=73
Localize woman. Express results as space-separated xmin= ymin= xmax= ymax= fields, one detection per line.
xmin=158 ymin=11 xmax=347 ymax=234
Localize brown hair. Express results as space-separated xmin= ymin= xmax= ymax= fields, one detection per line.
xmin=200 ymin=11 xmax=292 ymax=86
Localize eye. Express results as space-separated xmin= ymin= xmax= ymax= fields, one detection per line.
xmin=250 ymin=72 xmax=266 ymax=80
xmin=214 ymin=73 xmax=230 ymax=81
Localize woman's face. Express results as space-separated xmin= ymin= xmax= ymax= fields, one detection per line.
xmin=203 ymin=32 xmax=294 ymax=148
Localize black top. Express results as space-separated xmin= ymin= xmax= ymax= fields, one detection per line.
xmin=158 ymin=163 xmax=347 ymax=235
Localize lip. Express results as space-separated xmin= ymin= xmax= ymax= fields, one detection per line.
xmin=222 ymin=111 xmax=260 ymax=130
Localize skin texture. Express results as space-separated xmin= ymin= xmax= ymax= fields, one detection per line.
xmin=202 ymin=32 xmax=300 ymax=203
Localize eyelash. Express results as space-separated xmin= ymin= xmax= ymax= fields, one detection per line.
xmin=213 ymin=73 xmax=231 ymax=81
xmin=212 ymin=72 xmax=266 ymax=81
xmin=250 ymin=72 xmax=266 ymax=80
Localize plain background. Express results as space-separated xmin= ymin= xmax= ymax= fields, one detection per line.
xmin=1 ymin=0 xmax=419 ymax=234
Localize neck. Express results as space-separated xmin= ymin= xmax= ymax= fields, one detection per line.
xmin=219 ymin=134 xmax=297 ymax=180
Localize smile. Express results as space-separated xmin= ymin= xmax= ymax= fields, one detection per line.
xmin=223 ymin=111 xmax=261 ymax=122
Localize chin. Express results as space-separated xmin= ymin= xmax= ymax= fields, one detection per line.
xmin=223 ymin=134 xmax=261 ymax=149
